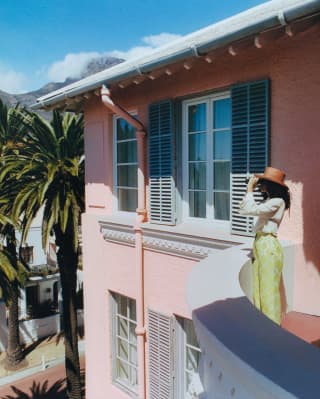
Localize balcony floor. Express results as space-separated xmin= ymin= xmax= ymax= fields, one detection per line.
xmin=282 ymin=311 xmax=320 ymax=347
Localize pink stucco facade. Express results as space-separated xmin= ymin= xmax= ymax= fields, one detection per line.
xmin=82 ymin=25 xmax=320 ymax=399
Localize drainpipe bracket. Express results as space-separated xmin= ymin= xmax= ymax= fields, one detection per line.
xmin=135 ymin=209 xmax=148 ymax=227
xmin=136 ymin=129 xmax=146 ymax=137
xmin=135 ymin=326 xmax=146 ymax=336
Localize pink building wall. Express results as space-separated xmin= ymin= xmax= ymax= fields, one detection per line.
xmin=82 ymin=26 xmax=320 ymax=399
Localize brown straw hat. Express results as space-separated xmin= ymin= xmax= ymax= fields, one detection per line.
xmin=255 ymin=166 xmax=288 ymax=188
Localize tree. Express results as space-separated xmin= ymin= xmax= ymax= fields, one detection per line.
xmin=0 ymin=99 xmax=28 ymax=369
xmin=3 ymin=109 xmax=84 ymax=399
xmin=2 ymin=224 xmax=28 ymax=370
xmin=0 ymin=216 xmax=21 ymax=304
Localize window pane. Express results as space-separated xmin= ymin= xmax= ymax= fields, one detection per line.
xmin=214 ymin=130 xmax=231 ymax=160
xmin=189 ymin=191 xmax=206 ymax=218
xmin=118 ymin=296 xmax=127 ymax=316
xmin=118 ymin=317 xmax=128 ymax=338
xmin=118 ymin=165 xmax=137 ymax=188
xmin=213 ymin=98 xmax=231 ymax=129
xmin=117 ymin=359 xmax=129 ymax=381
xmin=188 ymin=103 xmax=206 ymax=132
xmin=186 ymin=347 xmax=201 ymax=372
xmin=129 ymin=344 xmax=137 ymax=365
xmin=186 ymin=372 xmax=193 ymax=394
xmin=129 ymin=322 xmax=137 ymax=345
xmin=189 ymin=163 xmax=206 ymax=190
xmin=214 ymin=192 xmax=230 ymax=220
xmin=185 ymin=319 xmax=199 ymax=347
xmin=213 ymin=162 xmax=230 ymax=190
xmin=117 ymin=141 xmax=137 ymax=163
xmin=118 ymin=338 xmax=129 ymax=359
xmin=113 ymin=294 xmax=138 ymax=391
xmin=129 ymin=299 xmax=136 ymax=321
xmin=117 ymin=118 xmax=136 ymax=140
xmin=131 ymin=367 xmax=138 ymax=386
xmin=118 ymin=188 xmax=138 ymax=212
xmin=189 ymin=133 xmax=206 ymax=161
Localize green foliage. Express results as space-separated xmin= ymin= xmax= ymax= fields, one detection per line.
xmin=0 ymin=103 xmax=84 ymax=397
xmin=1 ymin=109 xmax=84 ymax=251
xmin=0 ymin=99 xmax=29 ymax=304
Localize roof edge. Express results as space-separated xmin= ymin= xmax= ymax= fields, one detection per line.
xmin=31 ymin=0 xmax=320 ymax=110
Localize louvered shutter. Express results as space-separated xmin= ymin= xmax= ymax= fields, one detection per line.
xmin=149 ymin=100 xmax=175 ymax=224
xmin=148 ymin=309 xmax=173 ymax=399
xmin=231 ymin=79 xmax=270 ymax=235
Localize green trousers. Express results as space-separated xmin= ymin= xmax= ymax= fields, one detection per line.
xmin=252 ymin=232 xmax=283 ymax=324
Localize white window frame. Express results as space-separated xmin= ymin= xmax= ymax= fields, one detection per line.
xmin=174 ymin=316 xmax=201 ymax=399
xmin=182 ymin=91 xmax=231 ymax=228
xmin=113 ymin=114 xmax=138 ymax=215
xmin=110 ymin=292 xmax=138 ymax=396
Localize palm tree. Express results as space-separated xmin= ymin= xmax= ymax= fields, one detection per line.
xmin=0 ymin=222 xmax=19 ymax=306
xmin=3 ymin=109 xmax=84 ymax=399
xmin=1 ymin=224 xmax=28 ymax=370
xmin=0 ymin=99 xmax=28 ymax=369
xmin=0 ymin=215 xmax=21 ymax=303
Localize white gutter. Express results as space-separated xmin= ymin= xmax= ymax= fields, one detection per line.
xmin=32 ymin=0 xmax=320 ymax=109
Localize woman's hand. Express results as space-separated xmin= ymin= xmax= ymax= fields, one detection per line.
xmin=247 ymin=176 xmax=259 ymax=193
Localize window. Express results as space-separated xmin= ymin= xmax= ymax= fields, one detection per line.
xmin=175 ymin=317 xmax=201 ymax=399
xmin=111 ymin=293 xmax=138 ymax=394
xmin=183 ymin=93 xmax=231 ymax=222
xmin=114 ymin=117 xmax=138 ymax=212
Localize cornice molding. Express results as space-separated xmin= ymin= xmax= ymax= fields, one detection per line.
xmin=142 ymin=229 xmax=236 ymax=259
xmin=99 ymin=220 xmax=239 ymax=259
xmin=99 ymin=221 xmax=135 ymax=247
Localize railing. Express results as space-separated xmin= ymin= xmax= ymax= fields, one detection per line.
xmin=187 ymin=242 xmax=320 ymax=399
xmin=0 ymin=302 xmax=84 ymax=349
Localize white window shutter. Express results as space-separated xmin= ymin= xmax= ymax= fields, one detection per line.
xmin=148 ymin=100 xmax=176 ymax=225
xmin=148 ymin=309 xmax=173 ymax=399
xmin=231 ymin=79 xmax=270 ymax=236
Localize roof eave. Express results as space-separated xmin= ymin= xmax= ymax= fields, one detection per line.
xmin=31 ymin=0 xmax=320 ymax=110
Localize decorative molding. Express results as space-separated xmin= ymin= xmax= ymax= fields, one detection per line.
xmin=142 ymin=229 xmax=238 ymax=260
xmin=143 ymin=235 xmax=211 ymax=259
xmin=99 ymin=220 xmax=240 ymax=259
xmin=99 ymin=221 xmax=135 ymax=247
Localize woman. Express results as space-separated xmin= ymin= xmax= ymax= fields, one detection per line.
xmin=239 ymin=166 xmax=290 ymax=324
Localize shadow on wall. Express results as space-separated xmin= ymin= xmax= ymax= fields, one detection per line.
xmin=281 ymin=137 xmax=320 ymax=273
xmin=301 ymin=175 xmax=320 ymax=272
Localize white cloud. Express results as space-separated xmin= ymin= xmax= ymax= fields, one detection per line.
xmin=0 ymin=65 xmax=28 ymax=94
xmin=142 ymin=33 xmax=182 ymax=47
xmin=47 ymin=32 xmax=182 ymax=83
xmin=47 ymin=51 xmax=106 ymax=82
xmin=108 ymin=32 xmax=182 ymax=60
xmin=0 ymin=32 xmax=182 ymax=92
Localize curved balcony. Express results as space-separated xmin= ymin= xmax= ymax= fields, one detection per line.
xmin=186 ymin=242 xmax=320 ymax=398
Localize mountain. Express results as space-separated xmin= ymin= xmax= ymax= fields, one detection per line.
xmin=0 ymin=56 xmax=123 ymax=117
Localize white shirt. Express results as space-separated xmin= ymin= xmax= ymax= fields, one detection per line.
xmin=239 ymin=192 xmax=285 ymax=234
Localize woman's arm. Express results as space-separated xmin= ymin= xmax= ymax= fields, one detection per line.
xmin=239 ymin=193 xmax=282 ymax=216
xmin=239 ymin=176 xmax=283 ymax=216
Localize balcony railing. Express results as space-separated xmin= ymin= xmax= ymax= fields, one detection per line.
xmin=187 ymin=241 xmax=320 ymax=398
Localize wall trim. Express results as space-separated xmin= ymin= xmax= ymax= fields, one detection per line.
xmin=99 ymin=221 xmax=136 ymax=247
xmin=99 ymin=220 xmax=240 ymax=259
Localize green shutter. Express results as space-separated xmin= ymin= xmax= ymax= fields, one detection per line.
xmin=148 ymin=100 xmax=175 ymax=224
xmin=231 ymin=79 xmax=270 ymax=235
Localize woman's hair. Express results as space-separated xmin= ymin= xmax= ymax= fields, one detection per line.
xmin=259 ymin=179 xmax=291 ymax=209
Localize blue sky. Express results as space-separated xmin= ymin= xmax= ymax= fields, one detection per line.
xmin=0 ymin=0 xmax=267 ymax=93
